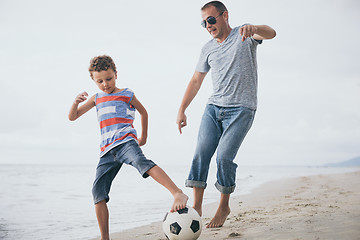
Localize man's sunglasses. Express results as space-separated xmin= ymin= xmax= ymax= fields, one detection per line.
xmin=201 ymin=12 xmax=224 ymax=28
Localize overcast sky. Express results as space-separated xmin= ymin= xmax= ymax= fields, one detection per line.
xmin=0 ymin=0 xmax=359 ymax=166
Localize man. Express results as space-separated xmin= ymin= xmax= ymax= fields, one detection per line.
xmin=176 ymin=1 xmax=276 ymax=228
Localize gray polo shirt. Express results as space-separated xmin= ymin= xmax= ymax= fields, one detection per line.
xmin=196 ymin=25 xmax=262 ymax=110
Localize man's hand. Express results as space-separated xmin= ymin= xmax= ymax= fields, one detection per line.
xmin=239 ymin=24 xmax=257 ymax=42
xmin=176 ymin=111 xmax=187 ymax=134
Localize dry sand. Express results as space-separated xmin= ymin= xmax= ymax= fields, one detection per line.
xmin=96 ymin=170 xmax=360 ymax=240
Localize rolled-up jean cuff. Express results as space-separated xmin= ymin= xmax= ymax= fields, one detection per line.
xmin=185 ymin=179 xmax=207 ymax=189
xmin=215 ymin=182 xmax=236 ymax=194
xmin=140 ymin=163 xmax=157 ymax=178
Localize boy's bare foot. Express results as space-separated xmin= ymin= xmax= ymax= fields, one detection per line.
xmin=206 ymin=206 xmax=230 ymax=228
xmin=171 ymin=191 xmax=189 ymax=212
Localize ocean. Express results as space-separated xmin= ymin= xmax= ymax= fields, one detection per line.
xmin=0 ymin=163 xmax=357 ymax=240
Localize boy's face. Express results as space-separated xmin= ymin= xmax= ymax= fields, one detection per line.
xmin=92 ymin=69 xmax=117 ymax=94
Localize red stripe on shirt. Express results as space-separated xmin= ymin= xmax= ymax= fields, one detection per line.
xmin=100 ymin=118 xmax=133 ymax=129
xmin=100 ymin=133 xmax=137 ymax=152
xmin=96 ymin=95 xmax=131 ymax=105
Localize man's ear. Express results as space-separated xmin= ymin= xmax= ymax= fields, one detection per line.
xmin=223 ymin=11 xmax=229 ymax=22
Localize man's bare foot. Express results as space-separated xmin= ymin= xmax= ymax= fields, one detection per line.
xmin=206 ymin=206 xmax=230 ymax=228
xmin=171 ymin=191 xmax=189 ymax=212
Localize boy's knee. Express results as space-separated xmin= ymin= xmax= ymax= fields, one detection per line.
xmin=92 ymin=183 xmax=109 ymax=204
xmin=131 ymin=158 xmax=156 ymax=178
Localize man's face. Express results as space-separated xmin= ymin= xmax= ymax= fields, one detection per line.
xmin=201 ymin=6 xmax=227 ymax=40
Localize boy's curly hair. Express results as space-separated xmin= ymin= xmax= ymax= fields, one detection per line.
xmin=88 ymin=55 xmax=117 ymax=79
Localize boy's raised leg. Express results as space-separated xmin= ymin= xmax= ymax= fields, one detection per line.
xmin=146 ymin=166 xmax=188 ymax=212
xmin=95 ymin=200 xmax=110 ymax=240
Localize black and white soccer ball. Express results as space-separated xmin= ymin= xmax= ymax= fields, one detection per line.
xmin=162 ymin=206 xmax=202 ymax=240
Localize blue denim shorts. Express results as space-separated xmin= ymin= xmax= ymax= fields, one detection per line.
xmin=186 ymin=104 xmax=255 ymax=194
xmin=92 ymin=140 xmax=156 ymax=204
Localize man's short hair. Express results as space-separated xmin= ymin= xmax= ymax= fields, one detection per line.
xmin=201 ymin=1 xmax=228 ymax=13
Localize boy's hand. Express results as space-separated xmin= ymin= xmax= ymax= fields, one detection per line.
xmin=138 ymin=137 xmax=147 ymax=146
xmin=239 ymin=24 xmax=257 ymax=41
xmin=74 ymin=92 xmax=88 ymax=105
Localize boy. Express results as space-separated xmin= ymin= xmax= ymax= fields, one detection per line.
xmin=69 ymin=55 xmax=188 ymax=240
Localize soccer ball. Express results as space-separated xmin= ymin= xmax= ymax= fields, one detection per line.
xmin=162 ymin=206 xmax=202 ymax=240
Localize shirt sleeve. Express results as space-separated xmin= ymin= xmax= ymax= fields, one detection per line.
xmin=125 ymin=88 xmax=134 ymax=103
xmin=252 ymin=38 xmax=262 ymax=45
xmin=195 ymin=47 xmax=210 ymax=73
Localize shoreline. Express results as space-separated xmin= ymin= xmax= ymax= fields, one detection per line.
xmin=92 ymin=170 xmax=360 ymax=240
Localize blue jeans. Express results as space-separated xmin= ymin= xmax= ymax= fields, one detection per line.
xmin=186 ymin=104 xmax=255 ymax=194
xmin=92 ymin=140 xmax=156 ymax=204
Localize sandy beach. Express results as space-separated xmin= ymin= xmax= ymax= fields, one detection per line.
xmin=96 ymin=170 xmax=360 ymax=240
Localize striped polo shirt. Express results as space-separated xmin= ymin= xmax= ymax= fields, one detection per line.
xmin=95 ymin=88 xmax=137 ymax=157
